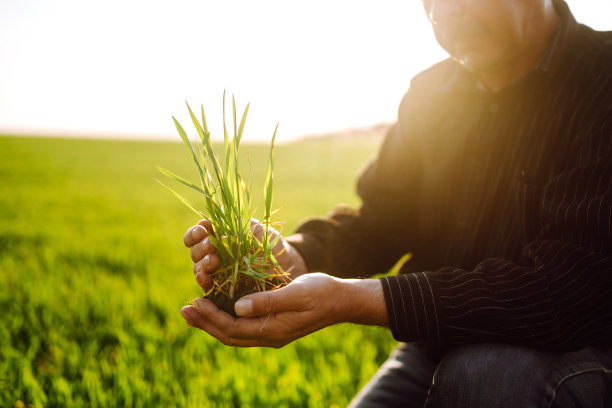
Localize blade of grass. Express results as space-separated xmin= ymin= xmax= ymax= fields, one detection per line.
xmin=232 ymin=95 xmax=238 ymax=141
xmin=200 ymin=104 xmax=210 ymax=135
xmin=162 ymin=96 xmax=286 ymax=302
xmin=236 ymin=103 xmax=249 ymax=146
xmin=155 ymin=166 xmax=208 ymax=196
xmin=263 ymin=123 xmax=279 ymax=253
xmin=187 ymin=102 xmax=237 ymax=228
xmin=155 ymin=179 xmax=205 ymax=218
xmin=173 ymin=116 xmax=206 ymax=188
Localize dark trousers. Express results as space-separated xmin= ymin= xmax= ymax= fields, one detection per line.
xmin=349 ymin=342 xmax=612 ymax=408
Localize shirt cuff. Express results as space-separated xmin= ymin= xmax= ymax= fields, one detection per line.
xmin=379 ymin=272 xmax=444 ymax=348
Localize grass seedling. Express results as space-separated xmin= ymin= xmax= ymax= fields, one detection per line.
xmin=156 ymin=94 xmax=287 ymax=314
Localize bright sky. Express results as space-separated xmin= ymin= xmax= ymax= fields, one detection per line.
xmin=0 ymin=0 xmax=610 ymax=142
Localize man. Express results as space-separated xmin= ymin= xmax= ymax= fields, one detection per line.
xmin=181 ymin=0 xmax=612 ymax=406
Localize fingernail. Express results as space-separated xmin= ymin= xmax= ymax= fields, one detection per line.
xmin=202 ymin=255 xmax=210 ymax=267
xmin=180 ymin=305 xmax=193 ymax=319
xmin=234 ymin=298 xmax=253 ymax=316
xmin=191 ymin=226 xmax=204 ymax=240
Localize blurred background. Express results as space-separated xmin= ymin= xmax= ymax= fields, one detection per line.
xmin=1 ymin=0 xmax=610 ymax=142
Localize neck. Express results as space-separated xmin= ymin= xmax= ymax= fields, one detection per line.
xmin=481 ymin=6 xmax=560 ymax=92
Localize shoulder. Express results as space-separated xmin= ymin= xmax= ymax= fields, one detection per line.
xmin=568 ymin=24 xmax=612 ymax=73
xmin=395 ymin=59 xmax=462 ymax=127
xmin=400 ymin=59 xmax=460 ymax=107
xmin=362 ymin=61 xmax=464 ymax=181
xmin=557 ymin=25 xmax=612 ymax=162
xmin=567 ymin=25 xmax=612 ymax=104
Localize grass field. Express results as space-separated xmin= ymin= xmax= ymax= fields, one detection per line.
xmin=0 ymin=135 xmax=397 ymax=407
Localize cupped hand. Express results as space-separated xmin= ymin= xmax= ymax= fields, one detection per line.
xmin=180 ymin=273 xmax=389 ymax=348
xmin=183 ymin=219 xmax=307 ymax=292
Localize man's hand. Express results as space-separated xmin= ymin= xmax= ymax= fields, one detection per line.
xmin=183 ymin=219 xmax=308 ymax=292
xmin=180 ymin=273 xmax=389 ymax=348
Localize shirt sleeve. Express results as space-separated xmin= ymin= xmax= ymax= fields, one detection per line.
xmin=381 ymin=156 xmax=612 ymax=351
xmin=287 ymin=122 xmax=426 ymax=278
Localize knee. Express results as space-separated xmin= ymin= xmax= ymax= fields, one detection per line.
xmin=551 ymin=370 xmax=612 ymax=408
xmin=426 ymin=343 xmax=551 ymax=407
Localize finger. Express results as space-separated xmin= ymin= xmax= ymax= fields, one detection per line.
xmin=249 ymin=219 xmax=264 ymax=239
xmin=233 ymin=285 xmax=304 ymax=317
xmin=180 ymin=305 xmax=199 ymax=328
xmin=249 ymin=218 xmax=286 ymax=258
xmin=190 ymin=237 xmax=216 ymax=262
xmin=197 ymin=219 xmax=213 ymax=231
xmin=249 ymin=218 xmax=279 ymax=240
xmin=183 ymin=224 xmax=209 ymax=247
xmin=193 ymin=251 xmax=220 ymax=274
xmin=181 ymin=304 xmax=228 ymax=340
xmin=194 ymin=271 xmax=212 ymax=291
xmin=192 ymin=298 xmax=275 ymax=340
xmin=184 ymin=302 xmax=265 ymax=347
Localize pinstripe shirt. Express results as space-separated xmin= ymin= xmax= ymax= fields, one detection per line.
xmin=289 ymin=0 xmax=612 ymax=351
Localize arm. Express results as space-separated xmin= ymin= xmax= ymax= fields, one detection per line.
xmin=181 ymin=273 xmax=388 ymax=348
xmin=381 ymin=156 xmax=612 ymax=351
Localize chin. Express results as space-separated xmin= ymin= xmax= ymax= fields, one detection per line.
xmin=457 ymin=52 xmax=504 ymax=75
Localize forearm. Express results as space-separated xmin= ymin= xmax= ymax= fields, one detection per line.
xmin=288 ymin=211 xmax=413 ymax=279
xmin=381 ymin=242 xmax=612 ymax=351
xmin=337 ymin=278 xmax=389 ymax=328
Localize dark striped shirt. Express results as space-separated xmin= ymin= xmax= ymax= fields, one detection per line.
xmin=289 ymin=0 xmax=612 ymax=351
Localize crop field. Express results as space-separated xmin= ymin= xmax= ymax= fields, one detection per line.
xmin=0 ymin=135 xmax=396 ymax=407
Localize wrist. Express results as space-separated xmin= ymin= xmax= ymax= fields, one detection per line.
xmin=338 ymin=278 xmax=389 ymax=327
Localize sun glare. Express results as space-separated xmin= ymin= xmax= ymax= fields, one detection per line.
xmin=0 ymin=0 xmax=609 ymax=141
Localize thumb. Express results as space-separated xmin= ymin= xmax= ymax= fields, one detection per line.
xmin=234 ymin=286 xmax=297 ymax=317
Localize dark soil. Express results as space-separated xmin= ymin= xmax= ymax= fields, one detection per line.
xmin=205 ymin=281 xmax=260 ymax=317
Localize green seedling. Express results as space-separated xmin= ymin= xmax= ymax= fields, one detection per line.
xmin=157 ymin=93 xmax=287 ymax=314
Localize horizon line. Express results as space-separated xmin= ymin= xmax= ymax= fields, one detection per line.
xmin=0 ymin=122 xmax=392 ymax=143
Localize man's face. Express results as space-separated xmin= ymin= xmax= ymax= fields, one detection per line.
xmin=422 ymin=0 xmax=543 ymax=75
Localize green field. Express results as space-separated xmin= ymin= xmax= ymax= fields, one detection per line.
xmin=0 ymin=135 xmax=397 ymax=407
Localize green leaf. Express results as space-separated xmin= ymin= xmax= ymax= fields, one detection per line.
xmin=237 ymin=104 xmax=249 ymax=146
xmin=161 ymin=96 xmax=284 ymax=298
xmin=264 ymin=123 xmax=279 ymax=222
xmin=155 ymin=166 xmax=208 ymax=197
xmin=173 ymin=116 xmax=205 ymax=183
xmin=200 ymin=104 xmax=209 ymax=135
xmin=223 ymin=91 xmax=231 ymax=173
xmin=155 ymin=178 xmax=205 ymax=218
xmin=187 ymin=102 xmax=233 ymax=215
xmin=387 ymin=253 xmax=413 ymax=277
xmin=232 ymin=94 xmax=238 ymax=140
xmin=262 ymin=123 xmax=278 ymax=252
